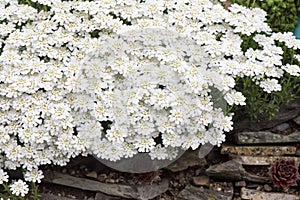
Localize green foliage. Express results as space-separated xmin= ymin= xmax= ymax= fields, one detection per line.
xmin=231 ymin=0 xmax=300 ymax=32
xmin=0 ymin=182 xmax=41 ymax=200
xmin=18 ymin=0 xmax=50 ymax=12
xmin=230 ymin=0 xmax=300 ymax=121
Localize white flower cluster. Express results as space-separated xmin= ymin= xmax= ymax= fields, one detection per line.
xmin=0 ymin=0 xmax=300 ymax=196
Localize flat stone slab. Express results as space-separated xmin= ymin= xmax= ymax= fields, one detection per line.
xmin=178 ymin=184 xmax=233 ymax=200
xmin=43 ymin=171 xmax=169 ymax=200
xmin=221 ymin=145 xmax=296 ymax=156
xmin=236 ymin=131 xmax=300 ymax=144
xmin=206 ymin=159 xmax=270 ymax=183
xmin=95 ymin=193 xmax=121 ymax=200
xmin=235 ymin=156 xmax=300 ymax=166
xmin=41 ymin=193 xmax=82 ymax=200
xmin=241 ymin=187 xmax=300 ymax=200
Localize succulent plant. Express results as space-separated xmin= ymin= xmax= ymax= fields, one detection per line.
xmin=269 ymin=159 xmax=299 ymax=189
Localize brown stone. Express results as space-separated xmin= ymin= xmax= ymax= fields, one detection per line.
xmin=86 ymin=171 xmax=98 ymax=179
xmin=97 ymin=174 xmax=107 ymax=182
xmin=240 ymin=187 xmax=299 ymax=200
xmin=221 ymin=145 xmax=296 ymax=156
xmin=235 ymin=181 xmax=246 ymax=187
xmin=237 ymin=156 xmax=300 ymax=165
xmin=192 ymin=176 xmax=210 ymax=186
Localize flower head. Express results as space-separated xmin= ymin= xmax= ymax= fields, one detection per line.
xmin=9 ymin=180 xmax=29 ymax=197
xmin=269 ymin=159 xmax=299 ymax=189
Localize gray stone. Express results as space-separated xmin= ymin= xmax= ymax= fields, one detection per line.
xmin=95 ymin=193 xmax=121 ymax=200
xmin=206 ymin=159 xmax=271 ymax=183
xmin=234 ymin=108 xmax=300 ymax=131
xmin=236 ymin=131 xmax=300 ymax=144
xmin=283 ymin=98 xmax=300 ymax=109
xmin=293 ymin=116 xmax=300 ymax=125
xmin=240 ymin=187 xmax=299 ymax=200
xmin=274 ymin=123 xmax=290 ymax=131
xmin=263 ymin=184 xmax=272 ymax=192
xmin=178 ymin=184 xmax=233 ymax=200
xmin=43 ymin=171 xmax=169 ymax=200
xmin=41 ymin=193 xmax=78 ymax=200
xmin=198 ymin=143 xmax=214 ymax=158
xmin=166 ymin=150 xmax=207 ymax=172
xmin=246 ymin=184 xmax=262 ymax=189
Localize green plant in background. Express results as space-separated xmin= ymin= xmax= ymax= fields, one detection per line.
xmin=231 ymin=0 xmax=300 ymax=32
xmin=230 ymin=0 xmax=300 ymax=121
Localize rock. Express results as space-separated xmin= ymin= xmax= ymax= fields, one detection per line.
xmin=41 ymin=193 xmax=77 ymax=200
xmin=70 ymin=170 xmax=76 ymax=175
xmin=246 ymin=184 xmax=262 ymax=189
xmin=234 ymin=107 xmax=300 ymax=131
xmin=263 ymin=184 xmax=272 ymax=192
xmin=198 ymin=143 xmax=214 ymax=158
xmin=296 ymin=149 xmax=300 ymax=156
xmin=178 ymin=184 xmax=233 ymax=200
xmin=97 ymin=173 xmax=107 ymax=182
xmin=221 ymin=145 xmax=296 ymax=156
xmin=206 ymin=146 xmax=228 ymax=164
xmin=43 ymin=171 xmax=169 ymax=200
xmin=95 ymin=193 xmax=121 ymax=200
xmin=283 ymin=98 xmax=300 ymax=109
xmin=240 ymin=187 xmax=299 ymax=200
xmin=206 ymin=159 xmax=270 ymax=183
xmin=192 ymin=176 xmax=210 ymax=186
xmin=237 ymin=156 xmax=300 ymax=165
xmin=294 ymin=116 xmax=300 ymax=125
xmin=166 ymin=150 xmax=207 ymax=172
xmin=235 ymin=181 xmax=246 ymax=187
xmin=236 ymin=131 xmax=300 ymax=144
xmin=86 ymin=171 xmax=98 ymax=179
xmin=274 ymin=123 xmax=290 ymax=132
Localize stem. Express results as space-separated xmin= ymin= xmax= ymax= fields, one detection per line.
xmin=31 ymin=182 xmax=41 ymax=200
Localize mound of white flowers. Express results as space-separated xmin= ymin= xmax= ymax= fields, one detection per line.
xmin=0 ymin=0 xmax=300 ymax=196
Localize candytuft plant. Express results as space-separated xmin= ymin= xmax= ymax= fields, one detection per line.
xmin=0 ymin=0 xmax=299 ymax=197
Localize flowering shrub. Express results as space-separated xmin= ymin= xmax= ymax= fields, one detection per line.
xmin=0 ymin=0 xmax=300 ymax=197
xmin=269 ymin=159 xmax=299 ymax=189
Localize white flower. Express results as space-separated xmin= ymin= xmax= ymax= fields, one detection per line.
xmin=24 ymin=169 xmax=44 ymax=183
xmin=9 ymin=180 xmax=29 ymax=197
xmin=132 ymin=136 xmax=156 ymax=152
xmin=224 ymin=91 xmax=246 ymax=106
xmin=282 ymin=64 xmax=300 ymax=76
xmin=0 ymin=169 xmax=8 ymax=184
xmin=260 ymin=78 xmax=282 ymax=93
xmin=149 ymin=145 xmax=168 ymax=160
